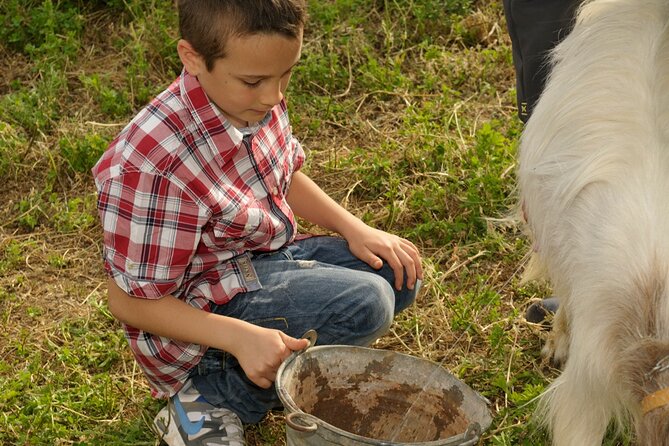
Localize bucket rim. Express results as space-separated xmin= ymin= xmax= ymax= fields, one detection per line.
xmin=275 ymin=345 xmax=492 ymax=446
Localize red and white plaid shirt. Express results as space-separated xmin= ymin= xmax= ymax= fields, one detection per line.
xmin=92 ymin=70 xmax=305 ymax=398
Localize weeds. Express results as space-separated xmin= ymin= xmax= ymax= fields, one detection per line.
xmin=0 ymin=67 xmax=68 ymax=135
xmin=0 ymin=1 xmax=626 ymax=445
xmin=59 ymin=132 xmax=109 ymax=173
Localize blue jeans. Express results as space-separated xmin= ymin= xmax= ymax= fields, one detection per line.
xmin=190 ymin=236 xmax=418 ymax=423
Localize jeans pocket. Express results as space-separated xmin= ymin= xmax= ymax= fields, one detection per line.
xmin=194 ymin=348 xmax=229 ymax=376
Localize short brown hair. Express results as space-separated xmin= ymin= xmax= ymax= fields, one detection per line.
xmin=177 ymin=0 xmax=307 ymax=71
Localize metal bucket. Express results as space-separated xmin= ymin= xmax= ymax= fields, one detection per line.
xmin=276 ymin=336 xmax=492 ymax=446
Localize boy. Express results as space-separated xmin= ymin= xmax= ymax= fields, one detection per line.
xmin=92 ymin=1 xmax=423 ymax=445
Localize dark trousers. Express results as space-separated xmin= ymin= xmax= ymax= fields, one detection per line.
xmin=503 ymin=0 xmax=581 ymax=122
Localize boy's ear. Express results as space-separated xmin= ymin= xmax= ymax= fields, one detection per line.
xmin=177 ymin=39 xmax=206 ymax=76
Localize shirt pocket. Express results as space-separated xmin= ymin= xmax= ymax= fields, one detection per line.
xmin=207 ymin=200 xmax=272 ymax=250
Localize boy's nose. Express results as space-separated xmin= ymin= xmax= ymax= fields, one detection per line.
xmin=260 ymin=82 xmax=284 ymax=107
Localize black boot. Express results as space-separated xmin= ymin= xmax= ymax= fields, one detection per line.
xmin=525 ymin=297 xmax=559 ymax=326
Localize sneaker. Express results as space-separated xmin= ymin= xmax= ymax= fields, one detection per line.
xmin=154 ymin=380 xmax=245 ymax=446
xmin=525 ymin=296 xmax=560 ymax=326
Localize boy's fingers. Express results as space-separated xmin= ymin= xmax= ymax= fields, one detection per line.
xmin=400 ymin=238 xmax=421 ymax=259
xmin=280 ymin=332 xmax=309 ymax=352
xmin=256 ymin=376 xmax=273 ymax=389
xmin=396 ymin=248 xmax=417 ymax=289
xmin=401 ymin=238 xmax=420 ymax=254
xmin=364 ymin=247 xmax=401 ymax=288
xmin=363 ymin=252 xmax=383 ymax=270
xmin=380 ymin=251 xmax=404 ymax=290
xmin=404 ymin=254 xmax=418 ymax=290
xmin=248 ymin=371 xmax=273 ymax=388
xmin=400 ymin=239 xmax=423 ymax=279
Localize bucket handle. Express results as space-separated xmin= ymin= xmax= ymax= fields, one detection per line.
xmin=457 ymin=422 xmax=482 ymax=446
xmin=300 ymin=329 xmax=318 ymax=351
xmin=285 ymin=411 xmax=318 ymax=433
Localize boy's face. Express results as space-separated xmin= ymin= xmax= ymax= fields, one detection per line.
xmin=182 ymin=30 xmax=303 ymax=128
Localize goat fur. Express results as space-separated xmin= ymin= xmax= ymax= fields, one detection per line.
xmin=517 ymin=0 xmax=669 ymax=444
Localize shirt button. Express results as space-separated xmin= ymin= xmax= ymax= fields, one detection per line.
xmin=272 ymin=186 xmax=279 ymax=196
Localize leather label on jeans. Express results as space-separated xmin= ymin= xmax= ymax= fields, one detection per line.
xmin=236 ymin=253 xmax=259 ymax=285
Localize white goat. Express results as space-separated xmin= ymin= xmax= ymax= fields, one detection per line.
xmin=517 ymin=0 xmax=669 ymax=444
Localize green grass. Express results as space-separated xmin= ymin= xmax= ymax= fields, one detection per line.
xmin=0 ymin=0 xmax=631 ymax=445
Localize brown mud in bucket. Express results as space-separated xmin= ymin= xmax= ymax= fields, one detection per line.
xmin=276 ymin=341 xmax=492 ymax=446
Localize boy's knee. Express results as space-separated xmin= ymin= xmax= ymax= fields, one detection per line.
xmin=356 ymin=276 xmax=395 ymax=338
xmin=374 ymin=263 xmax=419 ymax=314
xmin=394 ymin=279 xmax=419 ymax=314
xmin=316 ymin=272 xmax=396 ymax=346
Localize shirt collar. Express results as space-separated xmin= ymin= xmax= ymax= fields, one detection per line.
xmin=179 ymin=68 xmax=243 ymax=151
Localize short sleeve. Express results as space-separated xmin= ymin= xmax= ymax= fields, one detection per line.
xmin=96 ymin=171 xmax=208 ymax=298
xmin=290 ymin=133 xmax=305 ymax=172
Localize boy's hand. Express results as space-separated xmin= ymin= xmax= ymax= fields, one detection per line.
xmin=344 ymin=223 xmax=423 ymax=290
xmin=231 ymin=324 xmax=308 ymax=389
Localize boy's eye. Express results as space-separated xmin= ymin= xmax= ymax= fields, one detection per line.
xmin=243 ymin=80 xmax=261 ymax=88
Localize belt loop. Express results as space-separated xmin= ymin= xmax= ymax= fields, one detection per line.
xmin=282 ymin=247 xmax=293 ymax=260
